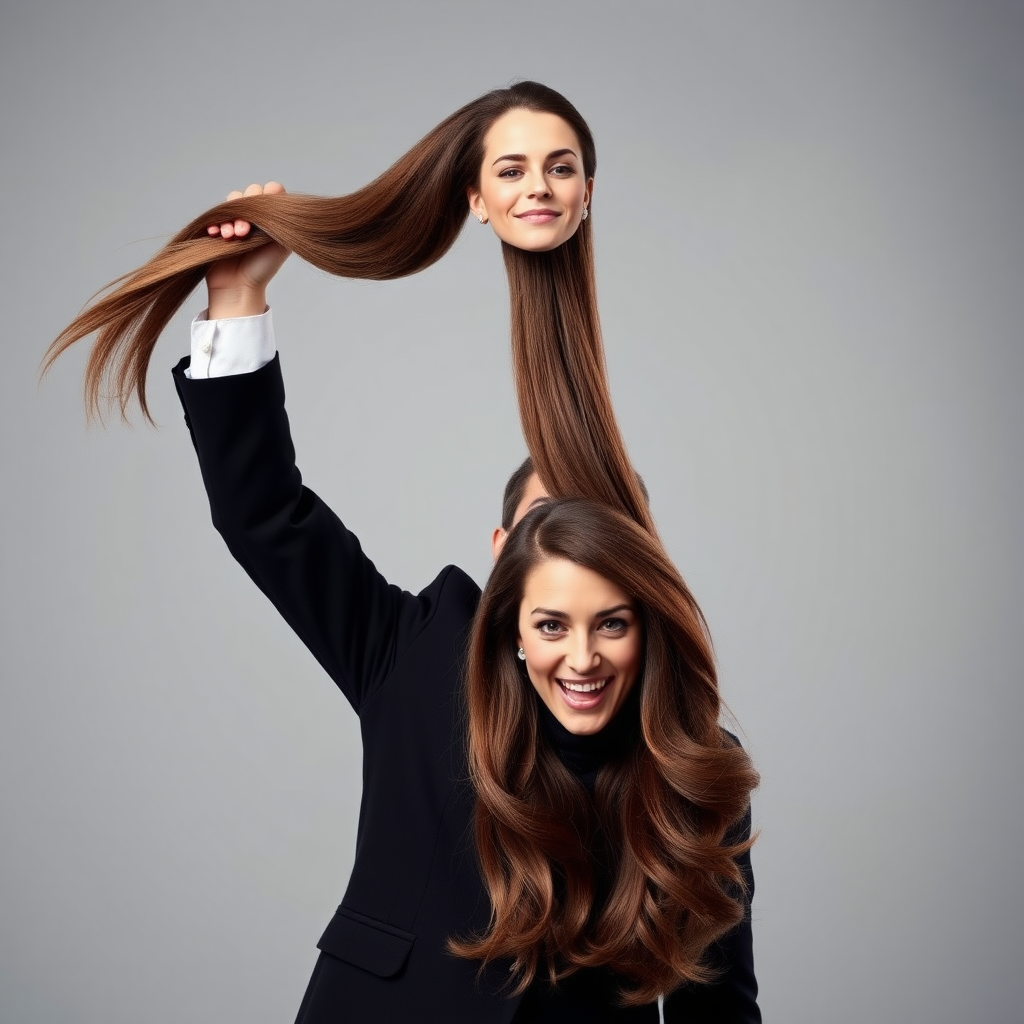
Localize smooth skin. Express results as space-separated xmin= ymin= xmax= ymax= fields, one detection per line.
xmin=518 ymin=558 xmax=643 ymax=736
xmin=467 ymin=109 xmax=593 ymax=252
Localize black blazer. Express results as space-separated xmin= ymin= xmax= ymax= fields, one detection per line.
xmin=172 ymin=354 xmax=759 ymax=1023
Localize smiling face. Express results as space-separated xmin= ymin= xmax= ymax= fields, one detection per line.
xmin=467 ymin=108 xmax=593 ymax=252
xmin=517 ymin=557 xmax=643 ymax=735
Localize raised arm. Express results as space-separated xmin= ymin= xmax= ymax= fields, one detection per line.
xmin=174 ymin=184 xmax=447 ymax=711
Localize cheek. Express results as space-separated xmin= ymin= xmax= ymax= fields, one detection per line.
xmin=520 ymin=637 xmax=538 ymax=667
xmin=483 ymin=180 xmax=513 ymax=211
xmin=555 ymin=176 xmax=584 ymax=201
xmin=522 ymin=640 xmax=556 ymax=677
xmin=624 ymin=640 xmax=643 ymax=680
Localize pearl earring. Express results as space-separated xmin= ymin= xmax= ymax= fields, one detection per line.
xmin=581 ymin=207 xmax=589 ymax=221
xmin=517 ymin=647 xmax=526 ymax=660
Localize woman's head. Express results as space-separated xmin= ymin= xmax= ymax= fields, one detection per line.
xmin=517 ymin=553 xmax=642 ymax=736
xmin=442 ymin=80 xmax=596 ymax=251
xmin=459 ymin=498 xmax=756 ymax=999
xmin=475 ymin=498 xmax=711 ymax=739
xmin=467 ymin=106 xmax=593 ymax=252
xmin=389 ymin=79 xmax=596 ymax=255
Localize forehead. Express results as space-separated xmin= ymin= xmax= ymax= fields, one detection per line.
xmin=483 ymin=109 xmax=582 ymax=159
xmin=521 ymin=557 xmax=632 ymax=612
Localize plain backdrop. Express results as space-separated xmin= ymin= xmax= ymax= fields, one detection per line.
xmin=2 ymin=2 xmax=1022 ymax=1022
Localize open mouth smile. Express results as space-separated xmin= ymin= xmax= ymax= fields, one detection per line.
xmin=555 ymin=677 xmax=613 ymax=711
xmin=558 ymin=677 xmax=609 ymax=693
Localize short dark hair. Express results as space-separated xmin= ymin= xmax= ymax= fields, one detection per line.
xmin=501 ymin=457 xmax=536 ymax=530
xmin=501 ymin=455 xmax=651 ymax=530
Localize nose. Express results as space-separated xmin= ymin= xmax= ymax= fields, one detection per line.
xmin=565 ymin=632 xmax=599 ymax=674
xmin=525 ymin=168 xmax=551 ymax=199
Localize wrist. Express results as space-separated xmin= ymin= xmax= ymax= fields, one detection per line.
xmin=207 ymin=286 xmax=268 ymax=320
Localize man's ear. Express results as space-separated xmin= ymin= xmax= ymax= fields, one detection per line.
xmin=491 ymin=526 xmax=507 ymax=562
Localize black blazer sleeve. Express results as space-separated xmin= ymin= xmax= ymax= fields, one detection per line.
xmin=171 ymin=354 xmax=444 ymax=712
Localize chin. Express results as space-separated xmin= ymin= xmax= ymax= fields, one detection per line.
xmin=500 ymin=227 xmax=579 ymax=253
xmin=554 ymin=709 xmax=616 ymax=736
xmin=562 ymin=718 xmax=609 ymax=736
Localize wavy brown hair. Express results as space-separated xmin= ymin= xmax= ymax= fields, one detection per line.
xmin=451 ymin=499 xmax=758 ymax=1004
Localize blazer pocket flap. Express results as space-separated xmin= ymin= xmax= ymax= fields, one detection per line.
xmin=317 ymin=906 xmax=415 ymax=978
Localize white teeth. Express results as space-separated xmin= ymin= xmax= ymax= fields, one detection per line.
xmin=560 ymin=679 xmax=609 ymax=693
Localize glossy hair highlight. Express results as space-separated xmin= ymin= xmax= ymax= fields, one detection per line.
xmin=451 ymin=499 xmax=758 ymax=1004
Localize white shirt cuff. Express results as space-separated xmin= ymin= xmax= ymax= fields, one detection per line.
xmin=187 ymin=307 xmax=277 ymax=379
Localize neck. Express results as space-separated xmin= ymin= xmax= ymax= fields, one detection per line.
xmin=536 ymin=688 xmax=640 ymax=786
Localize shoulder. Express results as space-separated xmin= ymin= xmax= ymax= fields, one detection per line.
xmin=404 ymin=564 xmax=481 ymax=647
xmin=426 ymin=564 xmax=481 ymax=610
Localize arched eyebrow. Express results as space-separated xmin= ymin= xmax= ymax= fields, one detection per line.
xmin=530 ymin=603 xmax=635 ymax=619
xmin=491 ymin=148 xmax=579 ymax=167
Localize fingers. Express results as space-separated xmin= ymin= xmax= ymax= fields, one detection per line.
xmin=206 ymin=182 xmax=286 ymax=238
xmin=233 ymin=183 xmax=262 ymax=237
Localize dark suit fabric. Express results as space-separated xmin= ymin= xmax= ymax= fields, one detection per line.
xmin=172 ymin=354 xmax=759 ymax=1023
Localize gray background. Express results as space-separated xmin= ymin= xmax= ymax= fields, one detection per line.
xmin=2 ymin=1 xmax=1022 ymax=1021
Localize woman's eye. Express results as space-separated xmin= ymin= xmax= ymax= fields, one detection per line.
xmin=498 ymin=168 xmax=522 ymax=179
xmin=601 ymin=618 xmax=627 ymax=633
xmin=538 ymin=620 xmax=565 ymax=635
xmin=550 ymin=164 xmax=575 ymax=176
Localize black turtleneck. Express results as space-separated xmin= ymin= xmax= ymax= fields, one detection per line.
xmin=535 ymin=685 xmax=641 ymax=791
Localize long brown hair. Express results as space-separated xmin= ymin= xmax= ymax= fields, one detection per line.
xmin=44 ymin=78 xmax=649 ymax=531
xmin=451 ymin=499 xmax=757 ymax=1004
xmin=46 ymin=81 xmax=755 ymax=1000
xmin=41 ymin=82 xmax=603 ymax=420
